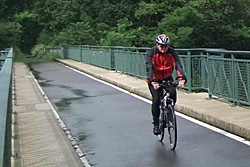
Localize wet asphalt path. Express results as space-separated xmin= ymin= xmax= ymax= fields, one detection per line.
xmin=30 ymin=61 xmax=250 ymax=167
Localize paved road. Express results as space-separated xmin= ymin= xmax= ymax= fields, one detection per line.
xmin=30 ymin=61 xmax=250 ymax=167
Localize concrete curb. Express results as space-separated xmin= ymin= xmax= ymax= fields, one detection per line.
xmin=175 ymin=105 xmax=250 ymax=140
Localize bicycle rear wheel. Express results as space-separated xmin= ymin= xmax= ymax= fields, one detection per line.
xmin=167 ymin=104 xmax=177 ymax=150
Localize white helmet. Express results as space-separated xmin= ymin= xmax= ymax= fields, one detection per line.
xmin=156 ymin=34 xmax=170 ymax=45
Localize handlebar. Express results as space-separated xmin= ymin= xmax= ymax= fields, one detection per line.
xmin=151 ymin=76 xmax=187 ymax=88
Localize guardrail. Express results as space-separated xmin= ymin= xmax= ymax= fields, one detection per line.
xmin=207 ymin=50 xmax=250 ymax=106
xmin=44 ymin=47 xmax=64 ymax=58
xmin=0 ymin=50 xmax=10 ymax=70
xmin=47 ymin=46 xmax=250 ymax=106
xmin=0 ymin=48 xmax=13 ymax=167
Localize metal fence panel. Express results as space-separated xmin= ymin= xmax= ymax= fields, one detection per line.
xmin=91 ymin=48 xmax=112 ymax=69
xmin=208 ymin=57 xmax=250 ymax=105
xmin=81 ymin=47 xmax=93 ymax=64
xmin=114 ymin=50 xmax=146 ymax=78
xmin=208 ymin=58 xmax=233 ymax=99
xmin=44 ymin=47 xmax=64 ymax=58
xmin=235 ymin=60 xmax=250 ymax=105
xmin=177 ymin=53 xmax=208 ymax=91
xmin=66 ymin=46 xmax=81 ymax=61
xmin=200 ymin=56 xmax=209 ymax=89
xmin=81 ymin=47 xmax=111 ymax=69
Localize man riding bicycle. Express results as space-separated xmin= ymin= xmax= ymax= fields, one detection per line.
xmin=146 ymin=34 xmax=187 ymax=135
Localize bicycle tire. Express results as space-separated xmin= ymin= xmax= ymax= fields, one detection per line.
xmin=167 ymin=104 xmax=177 ymax=150
xmin=158 ymin=110 xmax=165 ymax=141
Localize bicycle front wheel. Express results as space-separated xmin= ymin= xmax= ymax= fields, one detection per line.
xmin=167 ymin=104 xmax=177 ymax=150
xmin=158 ymin=110 xmax=165 ymax=142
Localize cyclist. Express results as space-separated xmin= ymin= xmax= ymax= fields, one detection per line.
xmin=146 ymin=34 xmax=187 ymax=135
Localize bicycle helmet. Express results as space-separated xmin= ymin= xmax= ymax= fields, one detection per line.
xmin=156 ymin=34 xmax=170 ymax=45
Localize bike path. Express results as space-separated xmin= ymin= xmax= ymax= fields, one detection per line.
xmin=12 ymin=63 xmax=83 ymax=167
xmin=56 ymin=59 xmax=250 ymax=141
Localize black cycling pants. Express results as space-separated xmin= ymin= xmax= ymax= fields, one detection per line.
xmin=148 ymin=80 xmax=176 ymax=125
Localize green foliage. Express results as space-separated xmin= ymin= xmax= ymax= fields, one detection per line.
xmin=32 ymin=0 xmax=86 ymax=32
xmin=31 ymin=44 xmax=46 ymax=58
xmin=37 ymin=31 xmax=56 ymax=46
xmin=231 ymin=26 xmax=250 ymax=50
xmin=0 ymin=21 xmax=22 ymax=50
xmin=31 ymin=44 xmax=59 ymax=60
xmin=0 ymin=0 xmax=7 ymax=18
xmin=131 ymin=26 xmax=157 ymax=47
xmin=158 ymin=6 xmax=203 ymax=47
xmin=41 ymin=21 xmax=96 ymax=46
xmin=135 ymin=2 xmax=164 ymax=18
xmin=176 ymin=27 xmax=194 ymax=47
xmin=1 ymin=0 xmax=250 ymax=50
xmin=14 ymin=11 xmax=42 ymax=53
xmin=100 ymin=18 xmax=136 ymax=46
xmin=13 ymin=48 xmax=27 ymax=63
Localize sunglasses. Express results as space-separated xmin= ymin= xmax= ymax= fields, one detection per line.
xmin=159 ymin=44 xmax=169 ymax=48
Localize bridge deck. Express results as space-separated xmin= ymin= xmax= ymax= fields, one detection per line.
xmin=12 ymin=59 xmax=250 ymax=166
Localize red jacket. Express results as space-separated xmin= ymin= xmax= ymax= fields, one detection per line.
xmin=146 ymin=46 xmax=186 ymax=82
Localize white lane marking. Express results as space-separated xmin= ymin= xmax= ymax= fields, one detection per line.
xmin=62 ymin=64 xmax=250 ymax=146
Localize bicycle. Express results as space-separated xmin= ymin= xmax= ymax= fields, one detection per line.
xmin=154 ymin=77 xmax=183 ymax=150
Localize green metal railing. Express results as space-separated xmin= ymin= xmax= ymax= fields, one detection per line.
xmin=113 ymin=48 xmax=146 ymax=77
xmin=44 ymin=47 xmax=64 ymax=58
xmin=50 ymin=45 xmax=249 ymax=106
xmin=206 ymin=51 xmax=250 ymax=106
xmin=0 ymin=50 xmax=9 ymax=70
xmin=0 ymin=48 xmax=13 ymax=167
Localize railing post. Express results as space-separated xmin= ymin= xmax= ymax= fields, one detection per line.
xmin=247 ymin=63 xmax=250 ymax=104
xmin=219 ymin=53 xmax=224 ymax=95
xmin=200 ymin=51 xmax=206 ymax=89
xmin=231 ymin=53 xmax=237 ymax=106
xmin=207 ymin=52 xmax=212 ymax=99
xmin=62 ymin=46 xmax=66 ymax=58
xmin=110 ymin=47 xmax=115 ymax=70
xmin=80 ymin=46 xmax=82 ymax=62
xmin=187 ymin=51 xmax=192 ymax=92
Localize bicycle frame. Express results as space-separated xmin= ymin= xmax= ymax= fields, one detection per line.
xmin=160 ymin=89 xmax=174 ymax=109
xmin=160 ymin=87 xmax=174 ymax=127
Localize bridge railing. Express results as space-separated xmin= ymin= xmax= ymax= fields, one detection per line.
xmin=48 ymin=46 xmax=250 ymax=106
xmin=0 ymin=50 xmax=10 ymax=70
xmin=44 ymin=47 xmax=64 ymax=58
xmin=0 ymin=48 xmax=13 ymax=167
xmin=206 ymin=50 xmax=250 ymax=106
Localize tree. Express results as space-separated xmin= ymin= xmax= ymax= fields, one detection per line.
xmin=14 ymin=11 xmax=43 ymax=53
xmin=100 ymin=18 xmax=136 ymax=46
xmin=1 ymin=0 xmax=250 ymax=50
xmin=47 ymin=21 xmax=95 ymax=46
xmin=158 ymin=6 xmax=204 ymax=47
xmin=0 ymin=22 xmax=22 ymax=49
